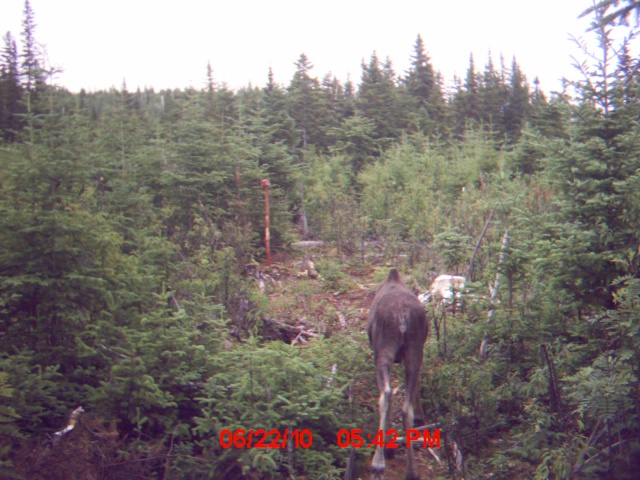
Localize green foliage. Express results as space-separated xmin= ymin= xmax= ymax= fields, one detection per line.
xmin=317 ymin=258 xmax=357 ymax=293
xmin=433 ymin=229 xmax=471 ymax=273
xmin=403 ymin=35 xmax=448 ymax=137
xmin=535 ymin=20 xmax=640 ymax=308
xmin=359 ymin=138 xmax=440 ymax=242
xmin=358 ymin=131 xmax=500 ymax=253
xmin=0 ymin=351 xmax=62 ymax=433
xmin=303 ymin=151 xmax=367 ymax=255
xmin=0 ymin=32 xmax=23 ymax=143
xmin=560 ymin=277 xmax=640 ymax=476
xmin=503 ymin=59 xmax=530 ymax=143
xmin=192 ymin=336 xmax=365 ymax=478
xmin=1 ymin=2 xmax=639 ymax=478
xmin=0 ymin=371 xmax=21 ymax=478
xmin=328 ymin=113 xmax=378 ymax=175
xmin=287 ymin=54 xmax=339 ymax=150
xmin=357 ymin=53 xmax=410 ymax=142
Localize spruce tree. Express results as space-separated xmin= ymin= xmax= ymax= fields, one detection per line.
xmin=357 ymin=52 xmax=408 ymax=142
xmin=536 ymin=12 xmax=640 ymax=308
xmin=341 ymin=77 xmax=357 ymax=118
xmin=463 ymin=54 xmax=480 ymax=121
xmin=478 ymin=53 xmax=508 ymax=139
xmin=0 ymin=32 xmax=23 ymax=142
xmin=451 ymin=55 xmax=481 ymax=136
xmin=287 ymin=53 xmax=322 ymax=148
xmin=20 ymin=0 xmax=45 ymax=104
xmin=0 ymin=87 xmax=138 ymax=395
xmin=262 ymin=67 xmax=296 ymax=148
xmin=529 ymin=78 xmax=567 ymax=140
xmin=403 ymin=35 xmax=447 ymax=136
xmin=503 ymin=58 xmax=530 ymax=143
xmin=328 ymin=113 xmax=377 ymax=176
xmin=405 ymin=35 xmax=436 ymax=108
xmin=319 ymin=73 xmax=344 ymax=141
xmin=580 ymin=0 xmax=640 ymax=28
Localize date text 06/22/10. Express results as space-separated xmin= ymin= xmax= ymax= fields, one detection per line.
xmin=219 ymin=429 xmax=312 ymax=449
xmin=219 ymin=428 xmax=441 ymax=449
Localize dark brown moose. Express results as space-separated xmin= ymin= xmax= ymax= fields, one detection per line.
xmin=367 ymin=268 xmax=429 ymax=480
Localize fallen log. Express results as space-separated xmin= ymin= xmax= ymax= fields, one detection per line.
xmin=291 ymin=241 xmax=325 ymax=248
xmin=262 ymin=317 xmax=319 ymax=344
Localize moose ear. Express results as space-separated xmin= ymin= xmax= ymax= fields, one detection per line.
xmin=387 ymin=268 xmax=401 ymax=282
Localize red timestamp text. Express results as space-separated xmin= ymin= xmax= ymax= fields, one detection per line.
xmin=336 ymin=428 xmax=441 ymax=449
xmin=219 ymin=428 xmax=312 ymax=449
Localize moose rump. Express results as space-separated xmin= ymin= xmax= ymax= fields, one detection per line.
xmin=367 ymin=269 xmax=429 ymax=480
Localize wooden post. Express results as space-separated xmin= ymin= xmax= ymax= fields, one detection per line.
xmin=260 ymin=179 xmax=271 ymax=266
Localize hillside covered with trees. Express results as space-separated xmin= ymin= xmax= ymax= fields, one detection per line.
xmin=1 ymin=1 xmax=639 ymax=478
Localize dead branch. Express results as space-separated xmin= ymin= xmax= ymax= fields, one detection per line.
xmin=98 ymin=344 xmax=128 ymax=359
xmin=466 ymin=207 xmax=496 ymax=281
xmin=541 ymin=344 xmax=563 ymax=415
xmin=244 ymin=264 xmax=276 ymax=292
xmin=170 ymin=294 xmax=181 ymax=310
xmin=53 ymin=406 xmax=85 ymax=438
xmin=262 ymin=317 xmax=319 ymax=343
xmin=573 ymin=418 xmax=606 ymax=474
xmin=574 ymin=438 xmax=628 ymax=475
xmin=479 ymin=336 xmax=489 ymax=360
xmin=290 ymin=331 xmax=308 ymax=347
xmin=326 ymin=364 xmax=337 ymax=389
xmin=301 ymin=254 xmax=319 ymax=279
xmin=487 ymin=229 xmax=508 ymax=322
xmin=395 ymin=423 xmax=444 ymax=467
xmin=337 ymin=312 xmax=347 ymax=329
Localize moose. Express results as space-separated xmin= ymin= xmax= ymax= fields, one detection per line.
xmin=367 ymin=268 xmax=429 ymax=480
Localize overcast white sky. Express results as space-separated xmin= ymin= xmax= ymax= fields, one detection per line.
xmin=1 ymin=0 xmax=598 ymax=94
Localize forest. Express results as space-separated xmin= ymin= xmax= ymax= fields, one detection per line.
xmin=1 ymin=1 xmax=639 ymax=478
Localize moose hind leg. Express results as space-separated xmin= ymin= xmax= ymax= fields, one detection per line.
xmin=372 ymin=360 xmax=392 ymax=478
xmin=403 ymin=351 xmax=423 ymax=480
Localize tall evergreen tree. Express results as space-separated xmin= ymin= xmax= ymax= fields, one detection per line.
xmin=451 ymin=55 xmax=481 ymax=136
xmin=536 ymin=16 xmax=640 ymax=308
xmin=403 ymin=35 xmax=447 ymax=136
xmin=320 ymin=74 xmax=344 ymax=128
xmin=205 ymin=61 xmax=216 ymax=118
xmin=206 ymin=61 xmax=215 ymax=95
xmin=0 ymin=88 xmax=128 ymax=380
xmin=503 ymin=58 xmax=530 ymax=143
xmin=287 ymin=53 xmax=321 ymax=148
xmin=263 ymin=67 xmax=296 ymax=148
xmin=341 ymin=77 xmax=357 ymax=118
xmin=405 ymin=36 xmax=435 ymax=105
xmin=217 ymin=84 xmax=238 ymax=133
xmin=529 ymin=78 xmax=567 ymax=139
xmin=311 ymin=73 xmax=343 ymax=149
xmin=478 ymin=53 xmax=508 ymax=138
xmin=463 ymin=54 xmax=480 ymax=121
xmin=357 ymin=52 xmax=408 ymax=142
xmin=20 ymin=0 xmax=45 ymax=101
xmin=0 ymin=32 xmax=23 ymax=142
